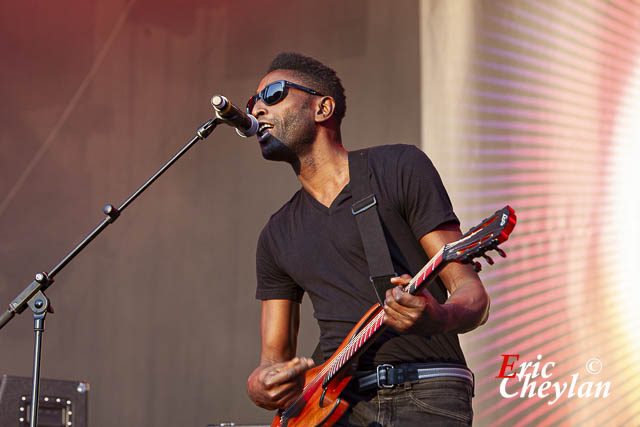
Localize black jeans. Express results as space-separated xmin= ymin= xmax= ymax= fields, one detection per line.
xmin=335 ymin=377 xmax=474 ymax=426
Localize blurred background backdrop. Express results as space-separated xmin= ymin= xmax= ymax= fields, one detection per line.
xmin=1 ymin=0 xmax=639 ymax=425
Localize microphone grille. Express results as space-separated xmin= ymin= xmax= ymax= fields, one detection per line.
xmin=211 ymin=95 xmax=227 ymax=110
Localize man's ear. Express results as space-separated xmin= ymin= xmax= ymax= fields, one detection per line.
xmin=314 ymin=96 xmax=335 ymax=123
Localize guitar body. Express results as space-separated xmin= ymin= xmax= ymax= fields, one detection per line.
xmin=272 ymin=304 xmax=384 ymax=427
xmin=271 ymin=371 xmax=351 ymax=427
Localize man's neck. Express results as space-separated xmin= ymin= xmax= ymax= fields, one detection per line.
xmin=296 ymin=131 xmax=349 ymax=208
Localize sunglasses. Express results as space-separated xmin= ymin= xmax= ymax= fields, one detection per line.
xmin=246 ymin=80 xmax=324 ymax=113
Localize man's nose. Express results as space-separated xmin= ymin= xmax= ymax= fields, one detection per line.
xmin=251 ymin=99 xmax=268 ymax=117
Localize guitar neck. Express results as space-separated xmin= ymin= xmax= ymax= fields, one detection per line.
xmin=405 ymin=247 xmax=445 ymax=295
xmin=320 ymin=247 xmax=447 ymax=387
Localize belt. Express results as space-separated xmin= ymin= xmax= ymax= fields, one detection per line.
xmin=356 ymin=363 xmax=474 ymax=391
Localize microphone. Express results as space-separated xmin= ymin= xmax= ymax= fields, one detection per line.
xmin=211 ymin=95 xmax=259 ymax=137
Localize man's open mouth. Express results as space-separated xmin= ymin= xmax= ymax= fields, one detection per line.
xmin=257 ymin=123 xmax=274 ymax=142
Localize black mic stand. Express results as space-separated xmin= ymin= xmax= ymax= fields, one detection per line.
xmin=0 ymin=117 xmax=222 ymax=427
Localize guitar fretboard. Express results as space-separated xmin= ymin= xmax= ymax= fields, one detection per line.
xmin=321 ymin=248 xmax=445 ymax=386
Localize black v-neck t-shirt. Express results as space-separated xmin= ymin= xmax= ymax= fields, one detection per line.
xmin=256 ymin=144 xmax=466 ymax=368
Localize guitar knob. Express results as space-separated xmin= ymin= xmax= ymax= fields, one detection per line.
xmin=495 ymin=248 xmax=507 ymax=258
xmin=473 ymin=261 xmax=482 ymax=272
xmin=482 ymin=254 xmax=494 ymax=265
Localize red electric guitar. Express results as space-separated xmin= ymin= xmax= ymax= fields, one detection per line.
xmin=271 ymin=205 xmax=517 ymax=427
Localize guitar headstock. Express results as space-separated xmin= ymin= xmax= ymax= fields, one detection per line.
xmin=443 ymin=206 xmax=517 ymax=272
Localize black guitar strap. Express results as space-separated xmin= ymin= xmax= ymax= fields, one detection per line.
xmin=311 ymin=149 xmax=396 ymax=365
xmin=348 ymin=149 xmax=396 ymax=305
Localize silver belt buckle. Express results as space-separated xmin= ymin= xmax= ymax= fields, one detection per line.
xmin=376 ymin=364 xmax=394 ymax=388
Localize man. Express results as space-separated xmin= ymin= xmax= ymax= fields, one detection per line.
xmin=246 ymin=52 xmax=489 ymax=426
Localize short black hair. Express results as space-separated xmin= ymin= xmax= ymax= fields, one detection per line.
xmin=267 ymin=52 xmax=346 ymax=127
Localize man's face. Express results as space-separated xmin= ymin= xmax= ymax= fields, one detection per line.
xmin=250 ymin=70 xmax=318 ymax=163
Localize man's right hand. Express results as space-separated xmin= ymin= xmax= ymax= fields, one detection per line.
xmin=247 ymin=357 xmax=315 ymax=410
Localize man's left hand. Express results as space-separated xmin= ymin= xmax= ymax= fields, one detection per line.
xmin=382 ymin=274 xmax=449 ymax=335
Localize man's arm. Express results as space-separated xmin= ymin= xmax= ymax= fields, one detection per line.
xmin=247 ymin=299 xmax=314 ymax=410
xmin=383 ymin=222 xmax=490 ymax=335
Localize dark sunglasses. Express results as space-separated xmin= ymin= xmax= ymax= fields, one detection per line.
xmin=246 ymin=80 xmax=324 ymax=113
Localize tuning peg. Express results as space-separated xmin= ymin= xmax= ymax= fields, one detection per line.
xmin=495 ymin=247 xmax=507 ymax=258
xmin=473 ymin=261 xmax=482 ymax=272
xmin=482 ymin=254 xmax=494 ymax=265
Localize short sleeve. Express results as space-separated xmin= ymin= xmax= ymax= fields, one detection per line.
xmin=396 ymin=145 xmax=459 ymax=240
xmin=255 ymin=224 xmax=305 ymax=302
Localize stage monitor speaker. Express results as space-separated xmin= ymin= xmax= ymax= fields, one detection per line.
xmin=0 ymin=375 xmax=89 ymax=427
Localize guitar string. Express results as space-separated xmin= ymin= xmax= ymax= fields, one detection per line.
xmin=282 ymin=310 xmax=386 ymax=417
xmin=280 ymin=214 xmax=513 ymax=418
xmin=321 ymin=248 xmax=444 ymax=380
xmin=282 ymin=247 xmax=446 ymax=417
